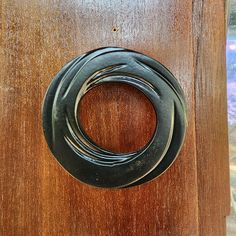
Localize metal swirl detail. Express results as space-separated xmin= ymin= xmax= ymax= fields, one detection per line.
xmin=42 ymin=47 xmax=187 ymax=188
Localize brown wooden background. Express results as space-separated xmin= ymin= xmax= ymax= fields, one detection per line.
xmin=0 ymin=0 xmax=230 ymax=235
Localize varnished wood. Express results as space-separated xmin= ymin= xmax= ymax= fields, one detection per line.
xmin=0 ymin=0 xmax=229 ymax=235
xmin=193 ymin=1 xmax=230 ymax=235
xmin=78 ymin=82 xmax=156 ymax=153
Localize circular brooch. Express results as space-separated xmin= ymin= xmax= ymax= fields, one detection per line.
xmin=42 ymin=47 xmax=187 ymax=188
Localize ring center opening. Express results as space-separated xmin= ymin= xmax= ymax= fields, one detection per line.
xmin=77 ymin=82 xmax=157 ymax=154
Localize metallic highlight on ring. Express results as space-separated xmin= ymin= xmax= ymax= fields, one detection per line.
xmin=42 ymin=47 xmax=187 ymax=188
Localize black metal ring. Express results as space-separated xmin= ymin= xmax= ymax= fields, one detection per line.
xmin=42 ymin=47 xmax=187 ymax=188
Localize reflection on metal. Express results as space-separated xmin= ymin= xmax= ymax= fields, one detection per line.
xmin=42 ymin=47 xmax=187 ymax=188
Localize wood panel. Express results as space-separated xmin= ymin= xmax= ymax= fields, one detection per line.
xmin=0 ymin=0 xmax=229 ymax=235
xmin=78 ymin=82 xmax=157 ymax=153
xmin=192 ymin=0 xmax=230 ymax=235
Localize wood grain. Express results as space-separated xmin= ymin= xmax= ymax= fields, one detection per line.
xmin=192 ymin=1 xmax=231 ymax=235
xmin=0 ymin=0 xmax=229 ymax=235
xmin=78 ymin=82 xmax=156 ymax=153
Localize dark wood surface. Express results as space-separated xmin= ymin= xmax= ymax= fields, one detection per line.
xmin=0 ymin=0 xmax=229 ymax=235
xmin=78 ymin=83 xmax=156 ymax=153
xmin=193 ymin=1 xmax=230 ymax=235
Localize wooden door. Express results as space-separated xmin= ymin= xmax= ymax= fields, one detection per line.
xmin=0 ymin=0 xmax=230 ymax=235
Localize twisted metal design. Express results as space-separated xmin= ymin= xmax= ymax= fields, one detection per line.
xmin=42 ymin=47 xmax=187 ymax=188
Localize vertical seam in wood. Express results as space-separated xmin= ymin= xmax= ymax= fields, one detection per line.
xmin=192 ymin=0 xmax=204 ymax=235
